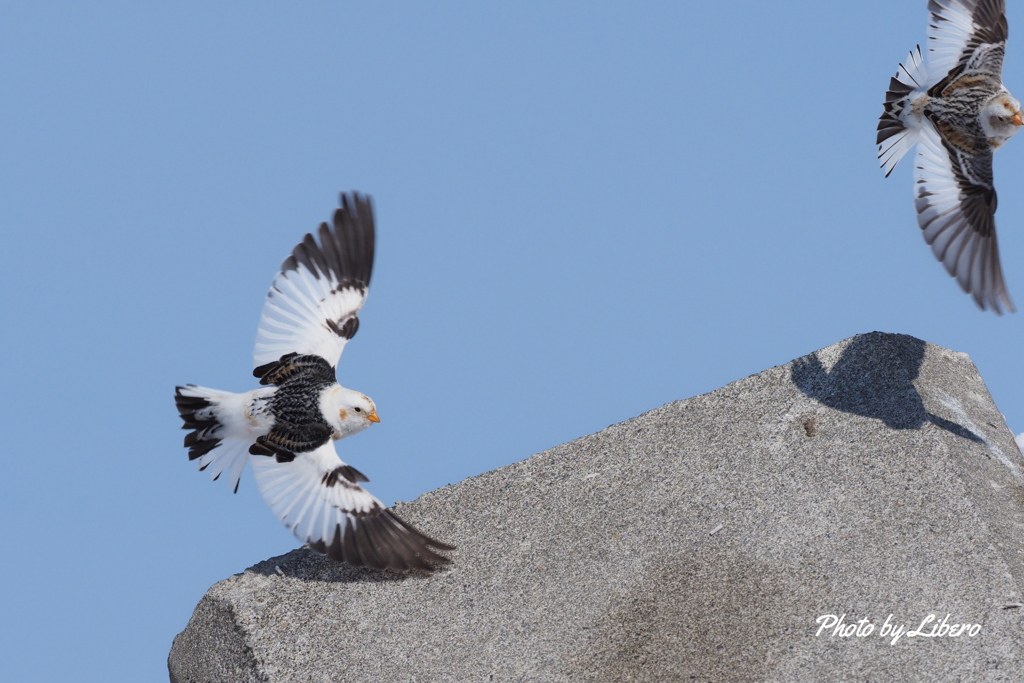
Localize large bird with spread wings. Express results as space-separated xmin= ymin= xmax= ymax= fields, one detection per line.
xmin=877 ymin=0 xmax=1023 ymax=314
xmin=175 ymin=193 xmax=454 ymax=571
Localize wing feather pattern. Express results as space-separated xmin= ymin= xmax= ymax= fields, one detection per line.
xmin=253 ymin=193 xmax=375 ymax=370
xmin=251 ymin=443 xmax=454 ymax=571
xmin=927 ymin=0 xmax=1007 ymax=81
xmin=914 ymin=123 xmax=1013 ymax=312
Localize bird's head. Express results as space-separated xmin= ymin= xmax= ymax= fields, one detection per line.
xmin=321 ymin=386 xmax=380 ymax=439
xmin=983 ymin=93 xmax=1024 ymax=147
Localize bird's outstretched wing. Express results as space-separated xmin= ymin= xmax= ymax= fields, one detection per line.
xmin=251 ymin=442 xmax=454 ymax=571
xmin=914 ymin=122 xmax=1014 ymax=313
xmin=253 ymin=193 xmax=375 ymax=371
xmin=926 ymin=0 xmax=1007 ymax=81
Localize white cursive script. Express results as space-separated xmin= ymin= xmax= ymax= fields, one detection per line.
xmin=815 ymin=613 xmax=981 ymax=645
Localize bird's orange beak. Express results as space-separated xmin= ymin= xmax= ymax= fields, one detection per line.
xmin=367 ymin=410 xmax=380 ymax=423
xmin=1013 ymin=111 xmax=1023 ymax=127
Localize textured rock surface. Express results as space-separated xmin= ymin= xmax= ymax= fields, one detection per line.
xmin=169 ymin=332 xmax=1024 ymax=681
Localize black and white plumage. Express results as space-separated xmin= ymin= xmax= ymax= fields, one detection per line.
xmin=175 ymin=193 xmax=454 ymax=571
xmin=877 ymin=0 xmax=1023 ymax=314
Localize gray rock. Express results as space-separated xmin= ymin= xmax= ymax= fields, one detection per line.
xmin=169 ymin=332 xmax=1024 ymax=682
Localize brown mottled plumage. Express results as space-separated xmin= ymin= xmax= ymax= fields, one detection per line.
xmin=878 ymin=0 xmax=1023 ymax=314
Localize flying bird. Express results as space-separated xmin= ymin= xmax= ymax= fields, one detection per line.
xmin=175 ymin=193 xmax=454 ymax=571
xmin=877 ymin=0 xmax=1023 ymax=314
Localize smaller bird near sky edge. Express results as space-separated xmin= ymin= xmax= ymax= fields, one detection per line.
xmin=877 ymin=0 xmax=1024 ymax=314
xmin=175 ymin=193 xmax=454 ymax=572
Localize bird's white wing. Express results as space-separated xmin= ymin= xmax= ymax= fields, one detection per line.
xmin=926 ymin=0 xmax=1007 ymax=81
xmin=250 ymin=442 xmax=454 ymax=571
xmin=914 ymin=122 xmax=1014 ymax=313
xmin=253 ymin=193 xmax=375 ymax=371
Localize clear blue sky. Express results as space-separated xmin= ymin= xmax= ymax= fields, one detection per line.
xmin=4 ymin=2 xmax=1024 ymax=680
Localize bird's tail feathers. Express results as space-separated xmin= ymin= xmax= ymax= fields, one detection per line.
xmin=174 ymin=385 xmax=251 ymax=493
xmin=877 ymin=46 xmax=928 ymax=177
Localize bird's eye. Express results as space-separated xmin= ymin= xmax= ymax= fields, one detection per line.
xmin=354 ymin=407 xmax=362 ymax=413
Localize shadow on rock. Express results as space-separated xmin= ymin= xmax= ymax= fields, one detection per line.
xmin=791 ymin=332 xmax=981 ymax=442
xmin=246 ymin=548 xmax=424 ymax=584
